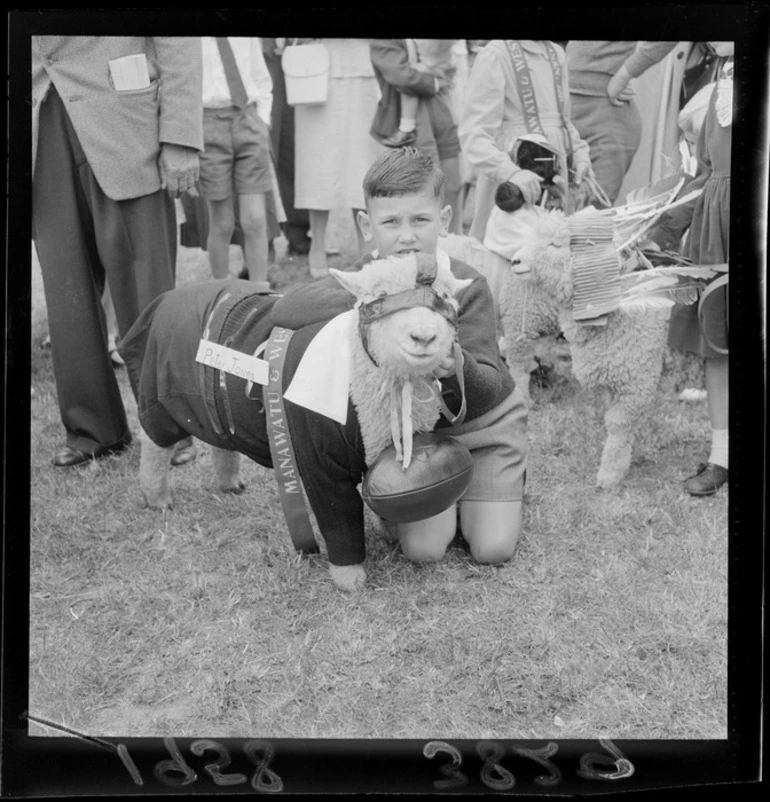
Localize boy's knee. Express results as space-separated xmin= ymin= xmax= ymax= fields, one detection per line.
xmin=400 ymin=536 xmax=450 ymax=563
xmin=469 ymin=532 xmax=519 ymax=564
xmin=239 ymin=209 xmax=267 ymax=236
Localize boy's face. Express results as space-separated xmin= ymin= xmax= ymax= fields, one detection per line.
xmin=357 ymin=188 xmax=452 ymax=258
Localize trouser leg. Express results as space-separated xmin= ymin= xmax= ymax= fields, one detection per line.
xmin=33 ymin=88 xmax=176 ymax=452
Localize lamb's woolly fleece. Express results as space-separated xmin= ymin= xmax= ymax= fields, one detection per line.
xmin=439 ymin=233 xmax=561 ymax=405
xmin=330 ymin=254 xmax=472 ymax=465
xmin=515 ymin=212 xmax=671 ymax=488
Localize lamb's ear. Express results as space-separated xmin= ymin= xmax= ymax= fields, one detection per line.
xmin=329 ymin=268 xmax=365 ymax=298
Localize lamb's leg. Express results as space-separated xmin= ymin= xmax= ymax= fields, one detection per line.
xmin=596 ymin=395 xmax=642 ymax=489
xmin=328 ymin=563 xmax=367 ymax=592
xmin=211 ymin=447 xmax=245 ymax=494
xmin=504 ymin=335 xmax=537 ymax=407
xmin=140 ymin=429 xmax=175 ymax=509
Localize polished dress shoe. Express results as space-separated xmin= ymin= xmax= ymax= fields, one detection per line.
xmin=382 ymin=129 xmax=417 ymax=148
xmin=683 ymin=462 xmax=728 ymax=496
xmin=52 ymin=440 xmax=130 ymax=468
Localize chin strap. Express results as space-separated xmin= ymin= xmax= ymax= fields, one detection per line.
xmin=389 ymin=341 xmax=467 ymax=471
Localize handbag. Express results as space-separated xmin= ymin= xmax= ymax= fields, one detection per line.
xmin=281 ymin=39 xmax=330 ymax=106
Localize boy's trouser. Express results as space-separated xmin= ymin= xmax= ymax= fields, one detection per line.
xmin=32 ymin=87 xmax=176 ymax=453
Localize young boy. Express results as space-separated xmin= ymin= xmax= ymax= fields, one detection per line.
xmin=200 ymin=37 xmax=274 ymax=290
xmin=271 ymin=147 xmax=528 ymax=566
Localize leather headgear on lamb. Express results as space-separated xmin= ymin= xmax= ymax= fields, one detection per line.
xmin=331 ymin=252 xmax=472 ymax=471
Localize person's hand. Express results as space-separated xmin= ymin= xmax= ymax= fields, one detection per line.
xmin=432 ymin=353 xmax=456 ymax=379
xmin=508 ymin=169 xmax=543 ymax=205
xmin=607 ymin=64 xmax=633 ymax=106
xmin=158 ymin=143 xmax=200 ymax=198
xmin=574 ymin=160 xmax=593 ymax=185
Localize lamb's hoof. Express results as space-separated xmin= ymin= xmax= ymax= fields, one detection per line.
xmin=143 ymin=490 xmax=173 ymax=510
xmin=328 ymin=563 xmax=367 ymax=593
xmin=220 ymin=480 xmax=246 ymax=495
xmin=595 ymin=473 xmax=623 ymax=490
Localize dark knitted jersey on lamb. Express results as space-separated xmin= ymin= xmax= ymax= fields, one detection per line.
xmin=119 ymin=257 xmax=513 ymax=567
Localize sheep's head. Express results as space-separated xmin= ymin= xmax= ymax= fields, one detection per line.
xmin=510 ymin=210 xmax=574 ymax=306
xmin=330 ymin=253 xmax=472 ymax=378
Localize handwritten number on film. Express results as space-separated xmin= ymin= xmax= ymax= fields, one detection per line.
xmin=425 ymin=739 xmax=633 ymax=791
xmin=190 ymin=739 xmax=248 ymax=786
xmin=422 ymin=741 xmax=469 ymax=790
xmin=148 ymin=738 xmax=282 ymax=791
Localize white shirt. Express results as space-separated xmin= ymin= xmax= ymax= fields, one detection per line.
xmin=201 ymin=37 xmax=273 ymax=127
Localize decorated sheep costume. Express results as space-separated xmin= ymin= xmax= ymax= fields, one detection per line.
xmin=512 ymin=209 xmax=715 ymax=488
xmin=120 ymin=252 xmax=471 ymax=592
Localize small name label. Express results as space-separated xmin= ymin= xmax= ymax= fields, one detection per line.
xmin=196 ymin=340 xmax=269 ymax=386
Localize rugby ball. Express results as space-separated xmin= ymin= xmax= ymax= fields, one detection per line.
xmin=362 ymin=433 xmax=474 ymax=523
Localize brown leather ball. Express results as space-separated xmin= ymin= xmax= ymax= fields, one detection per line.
xmin=362 ymin=433 xmax=474 ymax=523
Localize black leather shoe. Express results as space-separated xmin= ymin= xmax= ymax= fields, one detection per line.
xmin=382 ymin=129 xmax=417 ymax=148
xmin=683 ymin=462 xmax=728 ymax=496
xmin=52 ymin=440 xmax=130 ymax=468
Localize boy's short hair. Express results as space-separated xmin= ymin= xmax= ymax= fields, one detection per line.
xmin=363 ymin=147 xmax=446 ymax=205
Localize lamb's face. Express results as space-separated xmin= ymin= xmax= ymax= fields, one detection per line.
xmin=330 ymin=254 xmax=472 ymax=377
xmin=510 ymin=211 xmax=574 ymax=305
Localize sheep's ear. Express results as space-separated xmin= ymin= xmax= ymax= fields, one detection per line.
xmin=329 ymin=268 xmax=365 ymax=298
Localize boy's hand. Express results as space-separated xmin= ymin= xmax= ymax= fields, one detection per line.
xmin=432 ymin=353 xmax=456 ymax=379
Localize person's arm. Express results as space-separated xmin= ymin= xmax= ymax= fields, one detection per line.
xmin=459 ymin=45 xmax=519 ymax=185
xmin=369 ymin=39 xmax=441 ymax=96
xmin=250 ymin=37 xmax=273 ymax=128
xmin=271 ymin=274 xmax=356 ymax=329
xmin=283 ymin=325 xmax=368 ymax=567
xmin=607 ymin=40 xmax=679 ymax=104
xmin=437 ymin=268 xmax=513 ymax=421
xmin=555 ymin=44 xmax=592 ymax=181
xmin=153 ymin=37 xmax=204 ymax=196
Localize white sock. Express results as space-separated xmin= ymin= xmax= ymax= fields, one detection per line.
xmin=399 ymin=117 xmax=416 ymax=133
xmin=709 ymin=429 xmax=728 ymax=469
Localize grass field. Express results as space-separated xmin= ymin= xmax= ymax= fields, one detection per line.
xmin=28 ymin=207 xmax=728 ymax=740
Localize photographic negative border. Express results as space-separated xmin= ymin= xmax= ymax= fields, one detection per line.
xmin=4 ymin=5 xmax=766 ymax=796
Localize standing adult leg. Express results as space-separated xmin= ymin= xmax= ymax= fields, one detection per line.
xmin=33 ymin=88 xmax=133 ymax=458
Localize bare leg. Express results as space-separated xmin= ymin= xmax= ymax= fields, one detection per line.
xmin=238 ymin=193 xmax=269 ymax=286
xmin=398 ymin=505 xmax=457 ymax=562
xmin=308 ymin=209 xmax=329 ymax=277
xmin=206 ymin=197 xmax=236 ymax=279
xmin=459 ymin=499 xmax=522 ymax=563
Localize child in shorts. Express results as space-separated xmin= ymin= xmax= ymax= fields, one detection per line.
xmin=272 ymin=146 xmax=528 ymax=565
xmin=199 ymin=37 xmax=274 ymax=291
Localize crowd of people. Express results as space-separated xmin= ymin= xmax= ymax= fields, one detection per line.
xmin=32 ymin=37 xmax=732 ymax=522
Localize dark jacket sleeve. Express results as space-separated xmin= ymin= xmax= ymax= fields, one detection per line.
xmin=437 ymin=260 xmax=514 ymax=424
xmin=369 ymin=39 xmax=439 ymax=97
xmin=283 ymin=324 xmax=368 ymax=567
xmin=271 ymin=275 xmax=355 ymax=329
xmin=287 ymin=398 xmax=368 ymax=567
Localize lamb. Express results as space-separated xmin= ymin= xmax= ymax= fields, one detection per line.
xmin=511 ymin=209 xmax=714 ymax=488
xmin=135 ymin=252 xmax=472 ymax=591
xmin=439 ymin=233 xmax=561 ymax=406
